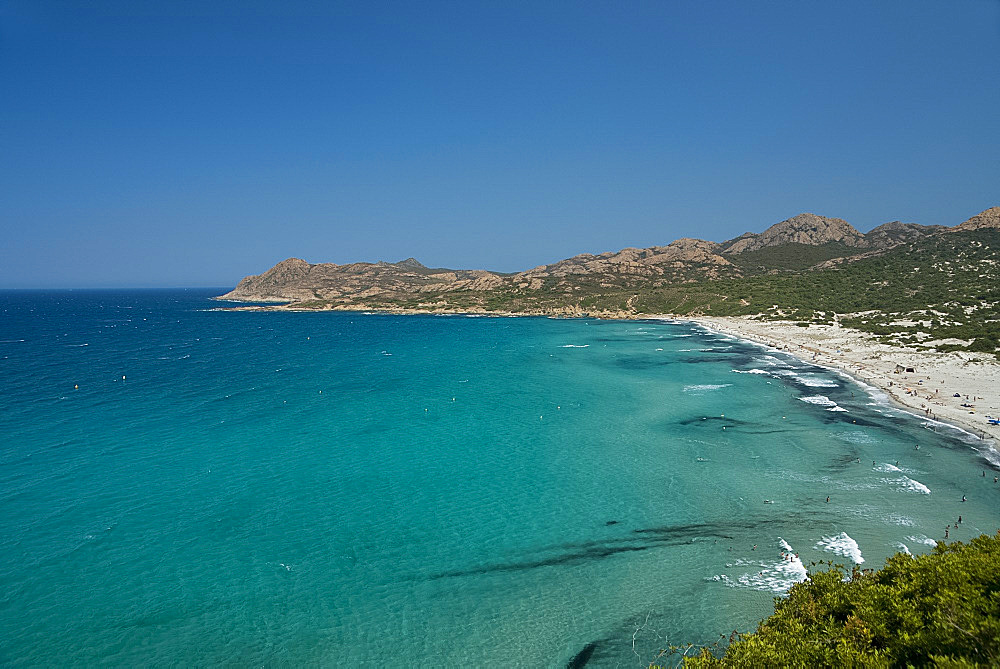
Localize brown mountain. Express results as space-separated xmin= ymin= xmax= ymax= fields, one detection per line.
xmin=218 ymin=208 xmax=995 ymax=309
xmin=522 ymin=238 xmax=732 ymax=279
xmin=952 ymin=206 xmax=1000 ymax=231
xmin=219 ymin=257 xmax=503 ymax=303
xmin=863 ymin=221 xmax=946 ymax=248
xmin=721 ymin=213 xmax=865 ymax=254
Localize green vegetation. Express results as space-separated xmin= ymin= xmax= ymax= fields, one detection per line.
xmin=274 ymin=229 xmax=1000 ymax=358
xmin=674 ymin=533 xmax=1000 ymax=668
xmin=729 ymin=241 xmax=855 ymax=272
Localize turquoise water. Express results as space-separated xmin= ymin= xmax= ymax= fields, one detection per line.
xmin=1 ymin=290 xmax=998 ymax=667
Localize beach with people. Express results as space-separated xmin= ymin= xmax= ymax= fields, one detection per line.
xmin=686 ymin=315 xmax=1000 ymax=446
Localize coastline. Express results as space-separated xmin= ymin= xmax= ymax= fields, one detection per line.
xmin=681 ymin=315 xmax=1000 ymax=452
xmin=213 ymin=298 xmax=1000 ymax=452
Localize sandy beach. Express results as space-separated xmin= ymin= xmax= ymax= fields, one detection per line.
xmin=679 ymin=316 xmax=1000 ymax=450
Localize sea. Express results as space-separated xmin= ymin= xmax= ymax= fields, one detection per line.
xmin=1 ymin=289 xmax=998 ymax=667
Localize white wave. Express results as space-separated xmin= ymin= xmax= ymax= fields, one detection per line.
xmin=906 ymin=534 xmax=938 ymax=546
xmin=799 ymin=395 xmax=838 ymax=407
xmin=655 ymin=348 xmax=663 ymax=351
xmin=826 ymin=406 xmax=848 ymax=412
xmin=815 ymin=532 xmax=864 ymax=563
xmin=895 ymin=542 xmax=911 ymax=555
xmin=754 ymin=355 xmax=788 ymax=367
xmin=895 ymin=476 xmax=931 ymax=495
xmin=559 ymin=344 xmax=589 ymax=348
xmin=884 ymin=514 xmax=915 ymax=527
xmin=731 ymin=368 xmax=770 ymax=375
xmin=796 ymin=375 xmax=840 ymax=388
xmin=683 ymin=384 xmax=733 ymax=392
xmin=875 ymin=463 xmax=902 ymax=473
xmin=712 ymin=538 xmax=807 ymax=594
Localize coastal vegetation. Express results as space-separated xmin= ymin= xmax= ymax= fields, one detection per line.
xmin=387 ymin=229 xmax=1000 ymax=358
xmin=674 ymin=533 xmax=1000 ymax=667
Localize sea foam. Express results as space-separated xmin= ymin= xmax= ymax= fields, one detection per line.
xmin=711 ymin=538 xmax=807 ymax=594
xmin=815 ymin=532 xmax=864 ymax=563
xmin=683 ymin=384 xmax=733 ymax=393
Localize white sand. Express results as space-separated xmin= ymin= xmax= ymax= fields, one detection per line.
xmin=673 ymin=316 xmax=1000 ymax=446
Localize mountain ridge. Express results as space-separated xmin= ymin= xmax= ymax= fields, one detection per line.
xmin=218 ymin=207 xmax=999 ymax=311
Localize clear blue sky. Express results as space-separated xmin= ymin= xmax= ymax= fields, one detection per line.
xmin=2 ymin=1 xmax=999 ymax=288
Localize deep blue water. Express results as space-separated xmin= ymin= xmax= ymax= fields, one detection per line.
xmin=1 ymin=290 xmax=998 ymax=666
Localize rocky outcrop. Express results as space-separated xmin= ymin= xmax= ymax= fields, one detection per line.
xmin=863 ymin=221 xmax=944 ymax=249
xmin=952 ymin=207 xmax=1000 ymax=231
xmin=218 ymin=258 xmax=501 ymax=303
xmin=722 ymin=213 xmax=865 ymax=254
xmin=522 ymin=238 xmax=730 ymax=279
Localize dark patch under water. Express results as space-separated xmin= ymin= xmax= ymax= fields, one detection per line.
xmin=425 ymin=518 xmax=833 ymax=581
xmin=566 ymin=641 xmax=599 ymax=668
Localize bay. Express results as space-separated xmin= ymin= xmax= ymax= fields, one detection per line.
xmin=1 ymin=290 xmax=997 ymax=666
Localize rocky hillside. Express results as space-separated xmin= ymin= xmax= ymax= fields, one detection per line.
xmin=219 ymin=257 xmax=502 ymax=303
xmin=720 ymin=213 xmax=865 ymax=253
xmin=218 ymin=207 xmax=996 ymax=312
xmin=952 ymin=206 xmax=1000 ymax=231
xmin=864 ymin=221 xmax=946 ymax=247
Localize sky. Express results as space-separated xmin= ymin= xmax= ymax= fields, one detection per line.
xmin=2 ymin=1 xmax=999 ymax=288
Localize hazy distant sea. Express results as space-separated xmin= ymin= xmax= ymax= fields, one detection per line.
xmin=1 ymin=290 xmax=997 ymax=666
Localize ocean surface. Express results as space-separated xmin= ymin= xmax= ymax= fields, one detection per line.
xmin=2 ymin=289 xmax=998 ymax=667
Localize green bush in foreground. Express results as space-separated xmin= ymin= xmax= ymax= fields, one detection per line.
xmin=682 ymin=533 xmax=1000 ymax=668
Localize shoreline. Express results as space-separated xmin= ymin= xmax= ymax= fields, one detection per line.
xmin=213 ymin=299 xmax=1000 ymax=454
xmin=681 ymin=315 xmax=1000 ymax=454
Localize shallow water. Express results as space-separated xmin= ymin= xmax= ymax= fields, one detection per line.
xmin=1 ymin=290 xmax=998 ymax=666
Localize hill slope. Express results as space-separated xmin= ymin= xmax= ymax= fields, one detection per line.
xmin=218 ymin=208 xmax=999 ymax=355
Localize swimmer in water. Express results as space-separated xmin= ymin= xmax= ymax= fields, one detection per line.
xmin=826 ymin=496 xmax=830 ymax=503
